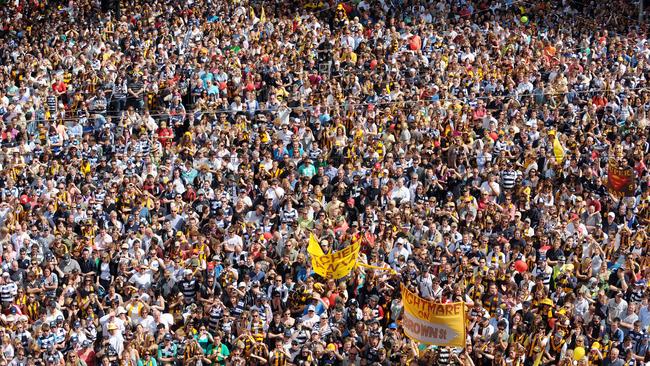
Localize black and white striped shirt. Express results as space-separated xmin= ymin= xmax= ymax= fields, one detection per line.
xmin=281 ymin=208 xmax=298 ymax=224
xmin=313 ymin=321 xmax=332 ymax=339
xmin=179 ymin=278 xmax=198 ymax=302
xmin=308 ymin=147 xmax=322 ymax=159
xmin=137 ymin=139 xmax=151 ymax=155
xmin=0 ymin=282 xmax=17 ymax=303
xmin=46 ymin=95 xmax=57 ymax=112
xmin=501 ymin=170 xmax=518 ymax=190
xmin=112 ymin=82 xmax=127 ymax=100
xmin=208 ymin=306 xmax=223 ymax=333
xmin=437 ymin=347 xmax=451 ymax=365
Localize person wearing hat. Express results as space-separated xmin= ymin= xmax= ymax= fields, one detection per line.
xmin=301 ymin=304 xmax=319 ymax=329
xmin=99 ymin=306 xmax=127 ymax=339
xmin=67 ymin=319 xmax=87 ymax=346
xmin=363 ymin=294 xmax=385 ymax=323
xmin=298 ymin=158 xmax=316 ymax=178
xmin=344 ymin=298 xmax=363 ymax=327
xmin=588 ymin=341 xmax=604 ymax=364
xmin=537 ymin=297 xmax=556 ymax=326
xmin=320 ymin=342 xmax=344 ymax=364
xmin=0 ymin=272 xmax=17 ymax=309
xmin=470 ymin=311 xmax=494 ymax=342
xmin=105 ymin=321 xmax=124 ymax=357
xmin=388 ymin=237 xmax=410 ymax=267
xmin=314 ymin=312 xmax=332 ymax=339
xmin=602 ymin=211 xmax=618 ymax=234
xmin=545 ymin=330 xmax=567 ymax=364
xmin=289 ymin=339 xmax=310 ymax=363
xmin=178 ymin=268 xmax=199 ymax=304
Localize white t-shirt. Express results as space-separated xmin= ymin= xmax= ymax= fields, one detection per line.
xmin=129 ymin=271 xmax=153 ymax=290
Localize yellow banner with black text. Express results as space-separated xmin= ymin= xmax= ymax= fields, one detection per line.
xmin=401 ymin=283 xmax=466 ymax=348
xmin=308 ymin=234 xmax=360 ymax=279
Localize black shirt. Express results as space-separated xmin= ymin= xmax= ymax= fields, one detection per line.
xmin=79 ymin=258 xmax=97 ymax=275
xmin=128 ymin=79 xmax=144 ymax=99
xmin=267 ymin=320 xmax=285 ymax=339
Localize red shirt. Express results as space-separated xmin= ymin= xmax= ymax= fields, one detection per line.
xmin=635 ymin=161 xmax=646 ymax=176
xmin=408 ymin=35 xmax=422 ymax=51
xmin=586 ymin=199 xmax=602 ymax=212
xmin=52 ymin=81 xmax=66 ymax=93
xmin=592 ymin=95 xmax=607 ymax=109
xmin=78 ymin=349 xmax=96 ymax=366
xmin=473 ymin=106 xmax=487 ymax=121
xmin=157 ymin=127 xmax=173 ymax=147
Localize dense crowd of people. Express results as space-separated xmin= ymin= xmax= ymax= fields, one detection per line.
xmin=0 ymin=0 xmax=649 ymax=365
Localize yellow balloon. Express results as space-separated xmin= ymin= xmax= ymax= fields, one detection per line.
xmin=574 ymin=346 xmax=586 ymax=360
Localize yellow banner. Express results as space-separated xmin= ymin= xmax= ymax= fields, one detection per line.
xmin=357 ymin=262 xmax=397 ymax=274
xmin=309 ymin=236 xmax=360 ymax=280
xmin=401 ymin=284 xmax=466 ymax=348
xmin=553 ymin=135 xmax=565 ymax=164
xmin=308 ymin=233 xmax=325 ymax=256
